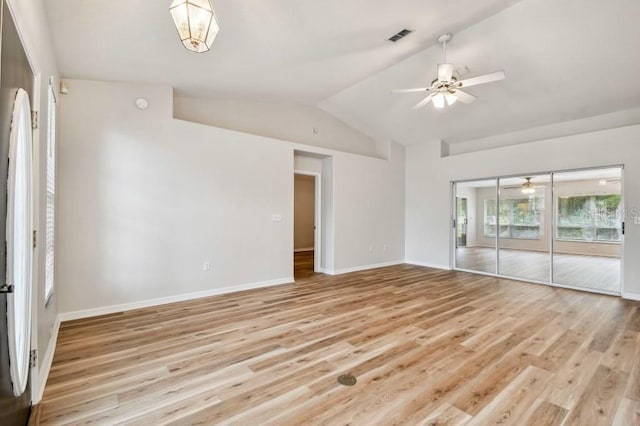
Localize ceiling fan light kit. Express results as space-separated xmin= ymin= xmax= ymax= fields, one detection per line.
xmin=394 ymin=33 xmax=506 ymax=110
xmin=170 ymin=0 xmax=219 ymax=53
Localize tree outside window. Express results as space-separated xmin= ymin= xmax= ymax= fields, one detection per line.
xmin=557 ymin=194 xmax=621 ymax=242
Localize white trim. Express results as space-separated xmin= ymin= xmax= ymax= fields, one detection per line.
xmin=622 ymin=292 xmax=640 ymax=302
xmin=29 ymin=72 xmax=42 ymax=402
xmin=550 ymin=281 xmax=619 ymax=297
xmin=620 ymin=166 xmax=626 ymax=296
xmin=329 ymin=260 xmax=404 ymax=275
xmin=294 ymin=247 xmax=314 ymax=253
xmin=32 ymin=316 xmax=59 ymax=404
xmin=58 ymin=277 xmax=294 ymax=322
xmin=405 ymin=260 xmax=452 ymax=271
xmin=294 ymin=169 xmax=322 ymax=273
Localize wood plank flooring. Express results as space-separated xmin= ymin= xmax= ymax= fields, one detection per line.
xmin=35 ymin=263 xmax=640 ymax=425
xmin=294 ymin=250 xmax=316 ymax=280
xmin=456 ymin=247 xmax=620 ymax=293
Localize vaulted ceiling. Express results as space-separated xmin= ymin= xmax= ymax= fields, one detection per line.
xmin=320 ymin=0 xmax=640 ymax=146
xmin=44 ymin=0 xmax=521 ymax=104
xmin=45 ymin=0 xmax=640 ymax=147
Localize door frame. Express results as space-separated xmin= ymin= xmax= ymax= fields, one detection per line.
xmin=5 ymin=0 xmax=43 ymax=405
xmin=294 ymin=170 xmax=322 ymax=273
xmin=451 ymin=164 xmax=625 ymax=297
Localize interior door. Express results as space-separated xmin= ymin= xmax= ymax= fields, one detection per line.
xmin=0 ymin=1 xmax=35 ymax=424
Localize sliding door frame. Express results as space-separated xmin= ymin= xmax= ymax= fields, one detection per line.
xmin=451 ymin=164 xmax=625 ymax=297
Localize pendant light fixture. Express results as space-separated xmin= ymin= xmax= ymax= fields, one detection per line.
xmin=169 ymin=0 xmax=219 ymax=53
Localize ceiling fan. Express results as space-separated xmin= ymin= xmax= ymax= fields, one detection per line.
xmin=393 ymin=33 xmax=506 ymax=109
xmin=504 ymin=177 xmax=545 ymax=194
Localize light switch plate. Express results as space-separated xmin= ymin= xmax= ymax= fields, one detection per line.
xmin=272 ymin=214 xmax=282 ymax=222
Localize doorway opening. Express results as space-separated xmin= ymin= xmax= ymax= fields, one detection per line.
xmin=452 ymin=166 xmax=624 ymax=295
xmin=294 ymin=172 xmax=321 ymax=280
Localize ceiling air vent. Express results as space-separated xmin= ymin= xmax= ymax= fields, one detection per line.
xmin=388 ymin=29 xmax=413 ymax=42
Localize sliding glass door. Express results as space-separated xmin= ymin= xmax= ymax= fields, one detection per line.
xmin=453 ymin=167 xmax=623 ymax=295
xmin=552 ymin=168 xmax=622 ymax=293
xmin=455 ymin=179 xmax=497 ymax=275
xmin=497 ymin=174 xmax=551 ymax=283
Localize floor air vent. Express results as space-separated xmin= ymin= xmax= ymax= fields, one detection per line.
xmin=337 ymin=373 xmax=357 ymax=386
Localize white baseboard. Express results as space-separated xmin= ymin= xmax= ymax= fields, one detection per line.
xmin=58 ymin=277 xmax=294 ymax=322
xmin=405 ymin=260 xmax=452 ymax=270
xmin=33 ymin=316 xmax=60 ymax=404
xmin=329 ymin=260 xmax=404 ymax=275
xmin=294 ymin=247 xmax=314 ymax=253
xmin=622 ymin=292 xmax=640 ymax=301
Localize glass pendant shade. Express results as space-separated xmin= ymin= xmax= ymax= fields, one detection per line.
xmin=170 ymin=0 xmax=219 ymax=53
xmin=432 ymin=93 xmax=445 ymax=109
xmin=444 ymin=91 xmax=457 ymax=106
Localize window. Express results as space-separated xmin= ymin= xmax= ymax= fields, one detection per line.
xmin=557 ymin=194 xmax=621 ymax=242
xmin=45 ymin=81 xmax=57 ymax=302
xmin=7 ymin=88 xmax=33 ymax=396
xmin=484 ymin=197 xmax=544 ymax=239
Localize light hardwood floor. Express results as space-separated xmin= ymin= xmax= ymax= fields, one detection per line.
xmin=456 ymin=247 xmax=621 ymax=293
xmin=34 ymin=263 xmax=640 ymax=425
xmin=294 ymin=250 xmax=316 ymax=280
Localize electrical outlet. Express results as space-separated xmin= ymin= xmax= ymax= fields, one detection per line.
xmin=203 ymin=262 xmax=211 ymax=271
xmin=383 ymin=244 xmax=388 ymax=252
xmin=272 ymin=214 xmax=282 ymax=222
xmin=368 ymin=245 xmax=373 ymax=252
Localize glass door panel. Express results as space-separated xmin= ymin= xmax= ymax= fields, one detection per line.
xmin=455 ymin=179 xmax=497 ymax=274
xmin=552 ymin=168 xmax=622 ymax=293
xmin=497 ymin=174 xmax=550 ymax=283
xmin=456 ymin=197 xmax=468 ymax=247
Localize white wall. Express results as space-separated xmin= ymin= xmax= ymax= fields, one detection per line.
xmin=294 ymin=175 xmax=315 ymax=250
xmin=6 ymin=0 xmax=60 ymax=394
xmin=405 ymin=125 xmax=640 ymax=296
xmin=58 ymin=79 xmax=405 ymax=315
xmin=332 ymin=142 xmax=405 ymax=271
xmin=294 ymin=155 xmax=323 ymax=174
xmin=174 ymin=97 xmax=388 ymax=159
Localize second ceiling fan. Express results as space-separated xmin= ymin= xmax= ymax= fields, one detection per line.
xmin=393 ymin=34 xmax=506 ymax=109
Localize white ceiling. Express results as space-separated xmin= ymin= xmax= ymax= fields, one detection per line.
xmin=44 ymin=0 xmax=522 ymax=104
xmin=45 ymin=0 xmax=640 ymax=147
xmin=320 ymin=0 xmax=640 ymax=145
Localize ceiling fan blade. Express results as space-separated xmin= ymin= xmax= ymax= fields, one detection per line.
xmin=457 ymin=71 xmax=506 ymax=88
xmin=452 ymin=89 xmax=477 ymax=104
xmin=392 ymin=88 xmax=430 ymax=94
xmin=412 ymin=94 xmax=434 ymax=110
xmin=437 ymin=63 xmax=454 ymax=82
